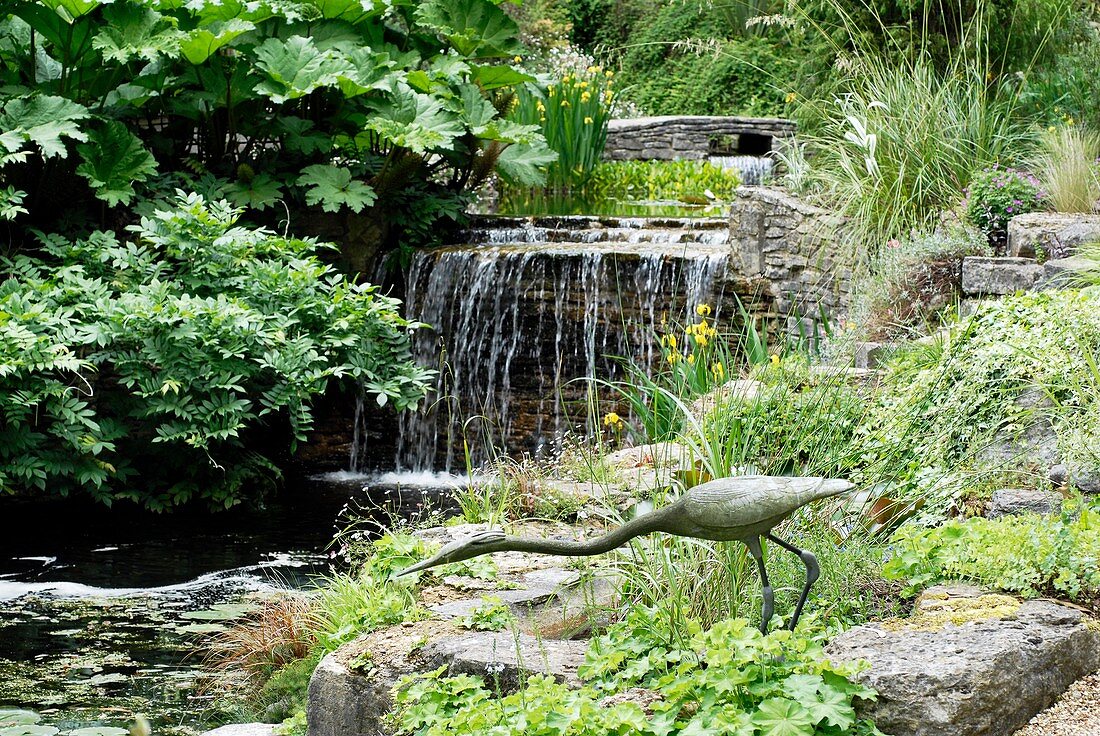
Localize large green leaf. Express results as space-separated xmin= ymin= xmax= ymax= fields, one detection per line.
xmin=0 ymin=95 xmax=89 ymax=159
xmin=311 ymin=0 xmax=386 ymax=23
xmin=297 ymin=165 xmax=375 ymax=213
xmin=39 ymin=0 xmax=102 ymax=22
xmin=413 ymin=0 xmax=520 ymax=58
xmin=92 ymin=4 xmax=184 ymax=63
xmin=225 ymin=173 xmax=284 ymax=211
xmin=495 ymin=138 xmax=556 ymax=186
xmin=366 ymin=88 xmax=464 ymax=154
xmin=75 ymin=121 xmax=158 ymax=206
xmin=470 ymin=63 xmax=534 ymax=90
xmin=749 ymin=698 xmax=816 ymax=736
xmin=178 ymin=19 xmax=255 ymax=64
xmin=254 ymin=36 xmax=348 ymax=103
xmin=334 ymin=48 xmax=399 ymax=98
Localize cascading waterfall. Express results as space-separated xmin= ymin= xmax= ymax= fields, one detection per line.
xmin=378 ymin=215 xmax=739 ymax=473
xmin=710 ymin=155 xmax=774 ymax=186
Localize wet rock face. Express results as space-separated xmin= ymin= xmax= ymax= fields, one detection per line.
xmin=825 ymin=591 xmax=1100 ymax=736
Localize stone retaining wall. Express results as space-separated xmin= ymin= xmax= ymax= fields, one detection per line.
xmin=603 ymin=116 xmax=795 ymax=161
xmin=728 ymin=186 xmax=850 ymax=341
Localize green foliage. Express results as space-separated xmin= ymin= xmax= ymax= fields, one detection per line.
xmin=857 ymin=289 xmax=1100 ymax=518
xmin=883 ymin=501 xmax=1100 ymax=604
xmin=850 ymin=225 xmax=991 ymax=340
xmin=800 ymin=56 xmax=1029 ymax=254
xmin=0 ymin=0 xmax=550 ymax=256
xmin=507 ymin=64 xmax=612 ymax=189
xmin=964 ymin=165 xmax=1045 ymax=236
xmin=610 ymin=0 xmax=799 ymax=117
xmin=584 ymin=160 xmax=743 ymax=204
xmin=0 ymin=194 xmax=432 ymax=508
xmin=459 ymin=595 xmax=515 ymax=631
xmin=395 ymin=602 xmax=882 ymax=736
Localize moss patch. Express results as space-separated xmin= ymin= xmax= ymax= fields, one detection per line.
xmin=883 ymin=593 xmax=1021 ymax=631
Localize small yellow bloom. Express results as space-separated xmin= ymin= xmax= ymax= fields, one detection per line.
xmin=667 ymin=352 xmax=681 ymax=365
xmin=587 ymin=65 xmax=598 ymax=74
xmin=577 ymin=81 xmax=588 ymax=89
xmin=513 ymin=56 xmax=522 ymax=63
xmin=711 ymin=362 xmax=725 ymax=378
xmin=581 ymin=91 xmax=591 ymax=103
xmin=584 ymin=116 xmax=594 ymax=124
xmin=695 ymin=335 xmax=708 ymax=347
xmin=785 ymin=92 xmax=797 ymax=103
xmin=770 ymin=353 xmax=781 ymax=366
xmin=548 ymin=86 xmax=555 ymax=97
xmin=603 ymin=412 xmax=623 ymax=430
xmin=696 ymin=304 xmax=712 ymax=317
xmin=687 ymin=353 xmax=696 ymax=365
xmin=560 ymin=99 xmax=570 ymax=107
xmin=605 ymin=70 xmax=614 ymax=78
xmin=663 ymin=334 xmax=677 ymax=349
xmin=536 ymin=101 xmax=545 ymax=112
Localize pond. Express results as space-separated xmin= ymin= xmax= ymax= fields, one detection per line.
xmin=0 ymin=473 xmax=463 ymax=736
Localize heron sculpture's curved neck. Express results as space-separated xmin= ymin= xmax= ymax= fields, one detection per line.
xmin=496 ymin=504 xmax=675 ymax=557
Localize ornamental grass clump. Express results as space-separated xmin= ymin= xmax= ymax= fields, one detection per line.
xmin=1031 ymin=125 xmax=1100 ymax=215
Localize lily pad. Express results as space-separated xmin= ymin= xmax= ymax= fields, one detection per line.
xmin=179 ymin=603 xmax=257 ymax=621
xmin=0 ymin=726 xmax=60 ymax=736
xmin=83 ymin=673 xmax=128 ymax=687
xmin=0 ymin=713 xmax=41 ymax=728
xmin=174 ymin=623 xmax=227 ymax=634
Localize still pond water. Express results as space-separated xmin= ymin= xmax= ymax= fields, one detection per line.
xmin=0 ymin=473 xmax=460 ymax=735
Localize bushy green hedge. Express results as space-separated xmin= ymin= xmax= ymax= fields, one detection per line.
xmin=0 ymin=194 xmax=432 ymax=509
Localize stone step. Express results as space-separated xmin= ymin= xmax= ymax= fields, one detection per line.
xmin=961 ymin=256 xmax=1043 ymax=296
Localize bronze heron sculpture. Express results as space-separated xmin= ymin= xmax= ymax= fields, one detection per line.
xmin=398 ymin=475 xmax=852 ymax=633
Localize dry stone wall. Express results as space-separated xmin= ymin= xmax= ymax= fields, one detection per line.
xmin=603 ymin=116 xmax=795 ymax=161
xmin=727 ymin=186 xmax=850 ymax=341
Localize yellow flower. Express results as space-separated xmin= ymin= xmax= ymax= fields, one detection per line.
xmin=587 ymin=65 xmax=598 ymax=74
xmin=785 ymin=91 xmax=797 ymax=103
xmin=581 ymin=91 xmax=591 ymax=103
xmin=577 ymin=81 xmax=588 ymax=89
xmin=711 ymin=362 xmax=725 ymax=378
xmin=603 ymin=91 xmax=613 ymax=103
xmin=696 ymin=304 xmax=712 ymax=317
xmin=695 ymin=335 xmax=708 ymax=347
xmin=770 ymin=353 xmax=781 ymax=366
xmin=560 ymin=99 xmax=570 ymax=107
xmin=584 ymin=116 xmax=594 ymax=124
xmin=513 ymin=56 xmax=522 ymax=63
xmin=548 ymin=86 xmax=556 ymax=97
xmin=603 ymin=412 xmax=623 ymax=430
xmin=662 ymin=334 xmax=677 ymax=349
xmin=687 ymin=353 xmax=696 ymax=365
xmin=536 ymin=100 xmax=545 ymax=112
xmin=667 ymin=352 xmax=681 ymax=365
xmin=605 ymin=70 xmax=614 ymax=78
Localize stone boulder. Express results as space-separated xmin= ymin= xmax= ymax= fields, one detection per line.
xmin=961 ymin=256 xmax=1043 ymax=296
xmin=986 ymin=488 xmax=1062 ymax=518
xmin=1008 ymin=212 xmax=1100 ymax=260
xmin=1049 ymin=464 xmax=1100 ymax=496
xmin=825 ymin=588 xmax=1100 ymax=736
xmin=200 ymin=726 xmax=278 ymax=736
xmin=1038 ymin=256 xmax=1094 ymax=290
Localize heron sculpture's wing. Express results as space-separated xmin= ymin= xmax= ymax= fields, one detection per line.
xmin=681 ymin=475 xmax=840 ymax=532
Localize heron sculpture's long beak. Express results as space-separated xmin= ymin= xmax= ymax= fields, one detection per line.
xmin=394 ymin=555 xmax=440 ymax=578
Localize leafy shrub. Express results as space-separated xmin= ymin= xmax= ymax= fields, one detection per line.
xmin=0 ymin=0 xmax=553 ymax=259
xmin=1030 ymin=125 xmax=1100 ymax=215
xmin=394 ymin=601 xmax=882 ymax=736
xmin=883 ymin=502 xmax=1100 ymax=607
xmin=851 ymin=226 xmax=991 ymax=340
xmin=964 ymin=165 xmax=1045 ymax=239
xmin=0 ymin=194 xmax=432 ymax=508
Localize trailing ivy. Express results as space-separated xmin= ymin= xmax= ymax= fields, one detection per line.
xmin=0 ymin=193 xmax=432 ymax=508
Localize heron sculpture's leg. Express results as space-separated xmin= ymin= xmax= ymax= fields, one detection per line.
xmin=745 ymin=536 xmax=773 ymax=634
xmin=765 ymin=533 xmax=820 ymax=631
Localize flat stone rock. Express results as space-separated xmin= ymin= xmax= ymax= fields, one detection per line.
xmin=1008 ymin=212 xmax=1100 ymax=260
xmin=429 ymin=586 xmax=560 ymax=618
xmin=604 ymin=442 xmax=696 ymax=470
xmin=854 ymin=341 xmax=890 ymax=369
xmin=825 ymin=597 xmax=1100 ymax=736
xmin=961 ymin=256 xmax=1043 ymax=296
xmin=987 ymin=488 xmax=1062 ymax=518
xmin=1038 ymin=256 xmax=1094 ymax=290
xmin=1050 ymin=464 xmax=1100 ymax=495
xmin=419 ymin=631 xmax=588 ymax=691
xmin=200 ymin=726 xmax=278 ymax=736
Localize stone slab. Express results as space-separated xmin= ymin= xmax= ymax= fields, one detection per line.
xmin=200 ymin=726 xmax=279 ymax=736
xmin=1038 ymin=256 xmax=1094 ymax=290
xmin=825 ymin=597 xmax=1100 ymax=736
xmin=419 ymin=631 xmax=588 ymax=691
xmin=987 ymin=488 xmax=1062 ymax=518
xmin=1008 ymin=212 xmax=1100 ymax=260
xmin=961 ymin=256 xmax=1043 ymax=296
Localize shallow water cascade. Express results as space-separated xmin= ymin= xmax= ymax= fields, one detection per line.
xmin=381 ymin=215 xmax=773 ymax=473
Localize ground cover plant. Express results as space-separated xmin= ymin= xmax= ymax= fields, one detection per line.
xmin=0 ymin=194 xmax=432 ymax=508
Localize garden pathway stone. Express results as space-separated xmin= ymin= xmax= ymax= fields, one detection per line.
xmin=961 ymin=256 xmax=1043 ymax=296
xmin=200 ymin=724 xmax=279 ymax=736
xmin=825 ymin=587 xmax=1100 ymax=736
